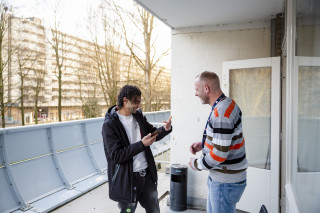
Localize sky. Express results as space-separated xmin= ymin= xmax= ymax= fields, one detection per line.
xmin=10 ymin=0 xmax=171 ymax=67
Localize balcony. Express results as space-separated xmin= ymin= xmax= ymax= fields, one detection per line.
xmin=1 ymin=110 xmax=189 ymax=213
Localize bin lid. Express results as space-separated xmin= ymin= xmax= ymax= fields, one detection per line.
xmin=171 ymin=164 xmax=188 ymax=175
xmin=171 ymin=164 xmax=188 ymax=169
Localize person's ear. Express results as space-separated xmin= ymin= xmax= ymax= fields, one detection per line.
xmin=123 ymin=97 xmax=128 ymax=104
xmin=204 ymin=85 xmax=210 ymax=93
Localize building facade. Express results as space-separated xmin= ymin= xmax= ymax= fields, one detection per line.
xmin=4 ymin=16 xmax=170 ymax=125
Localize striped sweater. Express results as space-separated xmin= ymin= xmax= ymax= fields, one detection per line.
xmin=196 ymin=96 xmax=248 ymax=183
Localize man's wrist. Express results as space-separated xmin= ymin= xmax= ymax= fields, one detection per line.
xmin=194 ymin=159 xmax=201 ymax=171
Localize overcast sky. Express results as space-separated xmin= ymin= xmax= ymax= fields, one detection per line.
xmin=11 ymin=0 xmax=104 ymax=40
xmin=10 ymin=0 xmax=171 ymax=67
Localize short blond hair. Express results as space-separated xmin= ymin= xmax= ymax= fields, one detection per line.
xmin=198 ymin=71 xmax=220 ymax=91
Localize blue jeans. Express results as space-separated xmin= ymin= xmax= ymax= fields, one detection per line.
xmin=207 ymin=177 xmax=246 ymax=213
xmin=118 ymin=170 xmax=160 ymax=213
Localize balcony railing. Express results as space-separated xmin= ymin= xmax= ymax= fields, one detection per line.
xmin=0 ymin=110 xmax=171 ymax=213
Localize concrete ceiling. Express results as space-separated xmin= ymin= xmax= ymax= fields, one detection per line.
xmin=134 ymin=0 xmax=285 ymax=29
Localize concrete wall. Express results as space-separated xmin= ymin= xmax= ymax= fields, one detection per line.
xmin=170 ymin=27 xmax=271 ymax=205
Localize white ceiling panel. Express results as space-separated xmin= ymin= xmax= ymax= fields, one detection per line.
xmin=134 ymin=0 xmax=284 ymax=29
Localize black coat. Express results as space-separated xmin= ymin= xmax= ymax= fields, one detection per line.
xmin=102 ymin=105 xmax=172 ymax=203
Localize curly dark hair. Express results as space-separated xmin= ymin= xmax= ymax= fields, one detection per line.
xmin=117 ymin=85 xmax=141 ymax=109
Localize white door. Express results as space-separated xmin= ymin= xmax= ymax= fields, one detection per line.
xmin=222 ymin=57 xmax=280 ymax=213
xmin=292 ymin=57 xmax=320 ymax=213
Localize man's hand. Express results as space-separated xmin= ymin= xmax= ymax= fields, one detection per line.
xmin=190 ymin=142 xmax=202 ymax=155
xmin=163 ymin=116 xmax=172 ymax=131
xmin=142 ymin=133 xmax=157 ymax=146
xmin=189 ymin=158 xmax=198 ymax=171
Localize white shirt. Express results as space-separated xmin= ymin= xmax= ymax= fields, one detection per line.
xmin=117 ymin=112 xmax=148 ymax=172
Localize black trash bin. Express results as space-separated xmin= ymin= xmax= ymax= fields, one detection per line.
xmin=170 ymin=164 xmax=188 ymax=211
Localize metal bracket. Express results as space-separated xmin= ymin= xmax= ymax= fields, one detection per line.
xmin=47 ymin=127 xmax=73 ymax=189
xmin=82 ymin=123 xmax=104 ymax=174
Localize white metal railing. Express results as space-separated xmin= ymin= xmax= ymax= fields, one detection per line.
xmin=0 ymin=110 xmax=171 ymax=213
xmin=150 ymin=122 xmax=171 ymax=164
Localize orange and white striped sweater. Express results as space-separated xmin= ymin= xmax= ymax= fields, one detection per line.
xmin=196 ymin=96 xmax=248 ymax=183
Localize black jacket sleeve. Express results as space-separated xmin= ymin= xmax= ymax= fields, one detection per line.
xmin=102 ymin=122 xmax=145 ymax=164
xmin=156 ymin=126 xmax=172 ymax=141
xmin=142 ymin=115 xmax=172 ymax=141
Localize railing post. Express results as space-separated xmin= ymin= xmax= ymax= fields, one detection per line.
xmin=0 ymin=132 xmax=31 ymax=210
xmin=47 ymin=127 xmax=74 ymax=189
xmin=82 ymin=123 xmax=104 ymax=174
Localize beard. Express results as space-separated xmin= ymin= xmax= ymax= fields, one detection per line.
xmin=129 ymin=107 xmax=138 ymax=113
xmin=200 ymin=95 xmax=210 ymax=104
xmin=127 ymin=103 xmax=139 ymax=113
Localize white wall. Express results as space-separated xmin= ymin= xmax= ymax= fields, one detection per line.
xmin=170 ymin=27 xmax=271 ymax=204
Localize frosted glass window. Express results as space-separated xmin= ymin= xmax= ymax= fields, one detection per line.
xmin=295 ymin=2 xmax=320 ymax=211
xmin=230 ymin=68 xmax=271 ymax=169
xmin=297 ymin=66 xmax=320 ymax=172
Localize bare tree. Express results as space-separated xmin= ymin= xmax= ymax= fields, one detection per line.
xmin=85 ymin=3 xmax=127 ymax=107
xmin=92 ymin=43 xmax=120 ymax=106
xmin=151 ymin=67 xmax=171 ymax=111
xmin=47 ymin=6 xmax=65 ymax=122
xmin=33 ymin=68 xmax=46 ymax=124
xmin=76 ymin=51 xmax=101 ymax=118
xmin=32 ymin=70 xmax=46 ymax=124
xmin=16 ymin=46 xmax=38 ymax=125
xmin=0 ymin=1 xmax=13 ymax=128
xmin=113 ymin=1 xmax=170 ymax=111
xmin=15 ymin=18 xmax=47 ymax=125
xmin=82 ymin=91 xmax=101 ymax=118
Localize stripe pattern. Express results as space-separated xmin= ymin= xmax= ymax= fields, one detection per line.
xmin=197 ymin=97 xmax=248 ymax=174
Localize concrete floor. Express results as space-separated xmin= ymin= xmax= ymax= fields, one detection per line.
xmin=50 ymin=172 xmax=245 ymax=213
xmin=50 ymin=172 xmax=204 ymax=213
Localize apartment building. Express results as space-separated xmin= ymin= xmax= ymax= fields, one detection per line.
xmin=5 ymin=16 xmax=170 ymax=125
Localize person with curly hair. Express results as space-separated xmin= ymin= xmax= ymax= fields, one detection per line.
xmin=102 ymin=85 xmax=172 ymax=213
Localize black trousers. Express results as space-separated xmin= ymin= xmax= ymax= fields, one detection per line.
xmin=118 ymin=170 xmax=160 ymax=213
